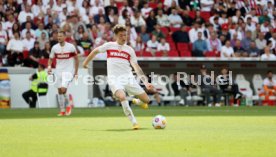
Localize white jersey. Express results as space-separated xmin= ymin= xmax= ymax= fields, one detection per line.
xmin=263 ymin=78 xmax=276 ymax=89
xmin=50 ymin=42 xmax=77 ymax=73
xmin=97 ymin=42 xmax=137 ymax=78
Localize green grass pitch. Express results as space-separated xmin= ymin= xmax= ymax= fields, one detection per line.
xmin=1 ymin=106 xmax=276 ymax=157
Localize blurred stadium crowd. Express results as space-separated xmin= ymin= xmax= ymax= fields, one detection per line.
xmin=0 ymin=0 xmax=276 ymax=67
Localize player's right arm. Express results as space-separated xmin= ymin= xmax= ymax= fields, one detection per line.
xmin=83 ymin=43 xmax=108 ymax=68
xmin=82 ymin=48 xmax=100 ymax=69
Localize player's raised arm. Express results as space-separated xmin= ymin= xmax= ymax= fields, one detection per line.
xmin=82 ymin=48 xmax=100 ymax=69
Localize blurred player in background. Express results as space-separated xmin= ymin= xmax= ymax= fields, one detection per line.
xmin=83 ymin=24 xmax=153 ymax=129
xmin=48 ymin=31 xmax=79 ymax=116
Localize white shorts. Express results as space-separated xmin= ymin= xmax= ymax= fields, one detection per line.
xmin=108 ymin=78 xmax=145 ymax=96
xmin=54 ymin=71 xmax=74 ymax=88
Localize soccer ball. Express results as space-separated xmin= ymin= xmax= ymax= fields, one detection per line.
xmin=152 ymin=115 xmax=167 ymax=129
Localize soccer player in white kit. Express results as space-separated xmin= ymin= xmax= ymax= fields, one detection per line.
xmin=83 ymin=25 xmax=153 ymax=129
xmin=48 ymin=31 xmax=79 ymax=116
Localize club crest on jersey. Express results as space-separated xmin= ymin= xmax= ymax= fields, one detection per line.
xmin=107 ymin=50 xmax=130 ymax=60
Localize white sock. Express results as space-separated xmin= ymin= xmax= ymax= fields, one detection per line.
xmin=121 ymin=100 xmax=137 ymax=125
xmin=134 ymin=98 xmax=145 ymax=106
xmin=64 ymin=94 xmax=69 ymax=107
xmin=58 ymin=94 xmax=65 ymax=112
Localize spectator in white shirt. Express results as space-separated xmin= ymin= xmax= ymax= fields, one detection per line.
xmin=21 ymin=22 xmax=36 ymax=39
xmin=232 ymin=10 xmax=244 ymax=24
xmin=126 ymin=25 xmax=137 ymax=47
xmin=261 ymin=46 xmax=276 ymax=60
xmin=119 ymin=1 xmax=134 ymax=16
xmin=90 ymin=0 xmax=104 ymax=7
xmin=4 ymin=14 xmax=15 ymax=31
xmin=58 ymin=7 xmax=68 ymax=23
xmin=0 ymin=23 xmax=8 ymax=56
xmin=245 ymin=10 xmax=259 ymax=24
xmin=260 ymin=21 xmax=270 ymax=33
xmin=8 ymin=23 xmax=21 ymax=39
xmin=130 ymin=10 xmax=146 ymax=32
xmin=89 ymin=0 xmax=105 ymax=16
xmin=164 ymin=0 xmax=179 ymax=8
xmin=146 ymin=35 xmax=159 ymax=56
xmin=189 ymin=22 xmax=204 ymax=43
xmin=255 ymin=32 xmax=267 ymax=50
xmin=52 ymin=0 xmax=66 ymax=14
xmin=32 ymin=0 xmax=45 ymax=17
xmin=221 ymin=40 xmax=235 ymax=58
xmin=156 ymin=9 xmax=170 ymax=27
xmin=266 ymin=1 xmax=274 ymax=18
xmin=141 ymin=3 xmax=152 ymax=19
xmin=269 ymin=32 xmax=276 ymax=50
xmin=200 ymin=0 xmax=214 ymax=12
xmin=22 ymin=31 xmax=35 ymax=51
xmin=6 ymin=32 xmax=24 ymax=66
xmin=245 ymin=17 xmax=256 ymax=32
xmin=118 ymin=9 xmax=129 ymax=25
xmin=168 ymin=9 xmax=183 ymax=28
xmin=18 ymin=5 xmax=34 ymax=24
xmin=157 ymin=38 xmax=170 ymax=56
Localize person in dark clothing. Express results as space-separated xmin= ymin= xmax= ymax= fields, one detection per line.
xmin=172 ymin=25 xmax=190 ymax=43
xmin=227 ymin=2 xmax=237 ymax=17
xmin=104 ymin=0 xmax=118 ymax=15
xmin=219 ymin=67 xmax=242 ymax=106
xmin=171 ymin=73 xmax=191 ymax=106
xmin=194 ymin=11 xmax=205 ymax=24
xmin=50 ymin=31 xmax=58 ymax=47
xmin=218 ymin=27 xmax=231 ymax=42
xmin=153 ymin=2 xmax=166 ymax=15
xmin=77 ymin=32 xmax=93 ymax=52
xmin=199 ymin=65 xmax=222 ymax=107
xmin=23 ymin=41 xmax=43 ymax=68
xmin=178 ymin=0 xmax=191 ymax=10
xmin=234 ymin=40 xmax=247 ymax=57
xmin=21 ymin=17 xmax=37 ymax=30
xmin=181 ymin=10 xmax=193 ymax=26
xmin=146 ymin=10 xmax=157 ymax=33
xmin=41 ymin=42 xmax=51 ymax=59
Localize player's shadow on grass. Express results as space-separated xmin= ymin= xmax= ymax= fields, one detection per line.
xmin=105 ymin=128 xmax=150 ymax=132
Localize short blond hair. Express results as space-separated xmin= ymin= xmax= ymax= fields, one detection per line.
xmin=112 ymin=24 xmax=126 ymax=34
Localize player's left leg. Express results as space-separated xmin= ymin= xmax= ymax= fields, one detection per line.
xmin=114 ymin=89 xmax=139 ymax=129
xmin=62 ymin=72 xmax=74 ymax=116
xmin=59 ymin=87 xmax=73 ymax=116
xmin=57 ymin=88 xmax=66 ymax=116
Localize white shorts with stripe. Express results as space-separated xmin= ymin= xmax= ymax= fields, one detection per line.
xmin=108 ymin=77 xmax=145 ymax=96
xmin=54 ymin=71 xmax=74 ymax=88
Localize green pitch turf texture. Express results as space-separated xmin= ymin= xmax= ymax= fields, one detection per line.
xmin=1 ymin=106 xmax=276 ymax=157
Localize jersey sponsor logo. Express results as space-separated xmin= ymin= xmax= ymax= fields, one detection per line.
xmin=55 ymin=52 xmax=76 ymax=59
xmin=107 ymin=49 xmax=130 ymax=61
